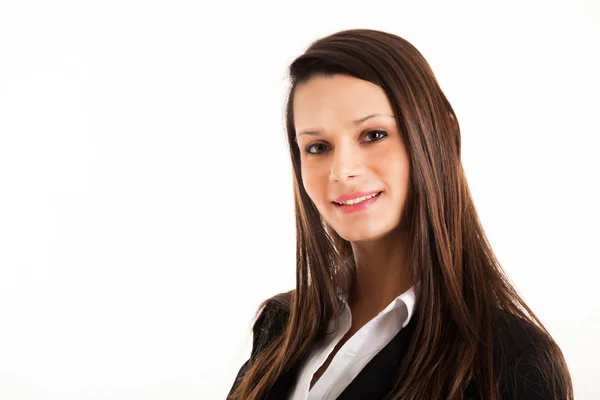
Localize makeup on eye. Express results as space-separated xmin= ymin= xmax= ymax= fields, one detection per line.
xmin=303 ymin=129 xmax=389 ymax=156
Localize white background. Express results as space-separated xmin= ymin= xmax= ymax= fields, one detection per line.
xmin=0 ymin=0 xmax=598 ymax=399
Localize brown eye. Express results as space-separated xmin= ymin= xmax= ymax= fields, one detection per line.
xmin=364 ymin=130 xmax=388 ymax=142
xmin=305 ymin=142 xmax=329 ymax=155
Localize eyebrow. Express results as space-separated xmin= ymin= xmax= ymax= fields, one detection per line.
xmin=295 ymin=113 xmax=395 ymax=141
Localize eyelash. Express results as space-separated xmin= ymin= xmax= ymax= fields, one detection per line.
xmin=304 ymin=130 xmax=389 ymax=156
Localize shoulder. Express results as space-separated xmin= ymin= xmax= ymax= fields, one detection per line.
xmin=227 ymin=290 xmax=295 ymax=398
xmin=490 ymin=308 xmax=569 ymax=399
xmin=491 ymin=308 xmax=542 ymax=364
xmin=249 ymin=289 xmax=294 ymax=359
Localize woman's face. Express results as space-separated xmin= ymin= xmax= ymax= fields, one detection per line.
xmin=293 ymin=74 xmax=411 ymax=243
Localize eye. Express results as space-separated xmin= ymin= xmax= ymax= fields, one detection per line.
xmin=364 ymin=130 xmax=388 ymax=142
xmin=305 ymin=130 xmax=388 ymax=156
xmin=305 ymin=142 xmax=329 ymax=156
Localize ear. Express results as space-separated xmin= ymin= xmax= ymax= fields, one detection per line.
xmin=448 ymin=112 xmax=458 ymax=132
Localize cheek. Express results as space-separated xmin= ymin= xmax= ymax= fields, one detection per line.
xmin=301 ymin=166 xmax=322 ymax=202
xmin=395 ymin=162 xmax=410 ymax=185
xmin=386 ymin=146 xmax=410 ymax=181
xmin=301 ymin=167 xmax=332 ymax=214
xmin=378 ymin=156 xmax=410 ymax=196
xmin=394 ymin=166 xmax=411 ymax=205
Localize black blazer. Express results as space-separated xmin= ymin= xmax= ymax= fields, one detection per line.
xmin=228 ymin=291 xmax=561 ymax=399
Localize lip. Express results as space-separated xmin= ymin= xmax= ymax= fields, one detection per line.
xmin=333 ymin=190 xmax=382 ymax=203
xmin=332 ymin=191 xmax=382 ymax=213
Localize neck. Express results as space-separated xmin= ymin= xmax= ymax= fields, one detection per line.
xmin=348 ymin=227 xmax=413 ymax=319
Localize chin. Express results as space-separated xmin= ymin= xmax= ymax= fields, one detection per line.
xmin=333 ymin=226 xmax=390 ymax=243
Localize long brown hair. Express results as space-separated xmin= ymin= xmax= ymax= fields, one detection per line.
xmin=229 ymin=28 xmax=573 ymax=400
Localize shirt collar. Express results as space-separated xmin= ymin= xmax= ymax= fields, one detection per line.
xmin=336 ymin=281 xmax=419 ymax=328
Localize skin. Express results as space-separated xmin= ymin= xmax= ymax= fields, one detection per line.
xmin=293 ymin=74 xmax=415 ymax=388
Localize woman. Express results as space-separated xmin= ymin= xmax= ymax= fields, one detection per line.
xmin=227 ymin=29 xmax=573 ymax=399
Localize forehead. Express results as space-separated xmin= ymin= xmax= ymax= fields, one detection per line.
xmin=293 ymin=74 xmax=393 ymax=129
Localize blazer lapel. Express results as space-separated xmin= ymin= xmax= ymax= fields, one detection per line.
xmin=336 ymin=309 xmax=419 ymax=400
xmin=263 ymin=309 xmax=420 ymax=400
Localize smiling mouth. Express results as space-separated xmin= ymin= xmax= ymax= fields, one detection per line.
xmin=332 ymin=191 xmax=383 ymax=206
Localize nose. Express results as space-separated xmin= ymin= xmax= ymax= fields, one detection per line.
xmin=329 ymin=141 xmax=363 ymax=183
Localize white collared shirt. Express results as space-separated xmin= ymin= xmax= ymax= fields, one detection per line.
xmin=288 ymin=284 xmax=417 ymax=400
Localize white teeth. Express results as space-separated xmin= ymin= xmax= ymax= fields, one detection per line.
xmin=337 ymin=192 xmax=380 ymax=205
